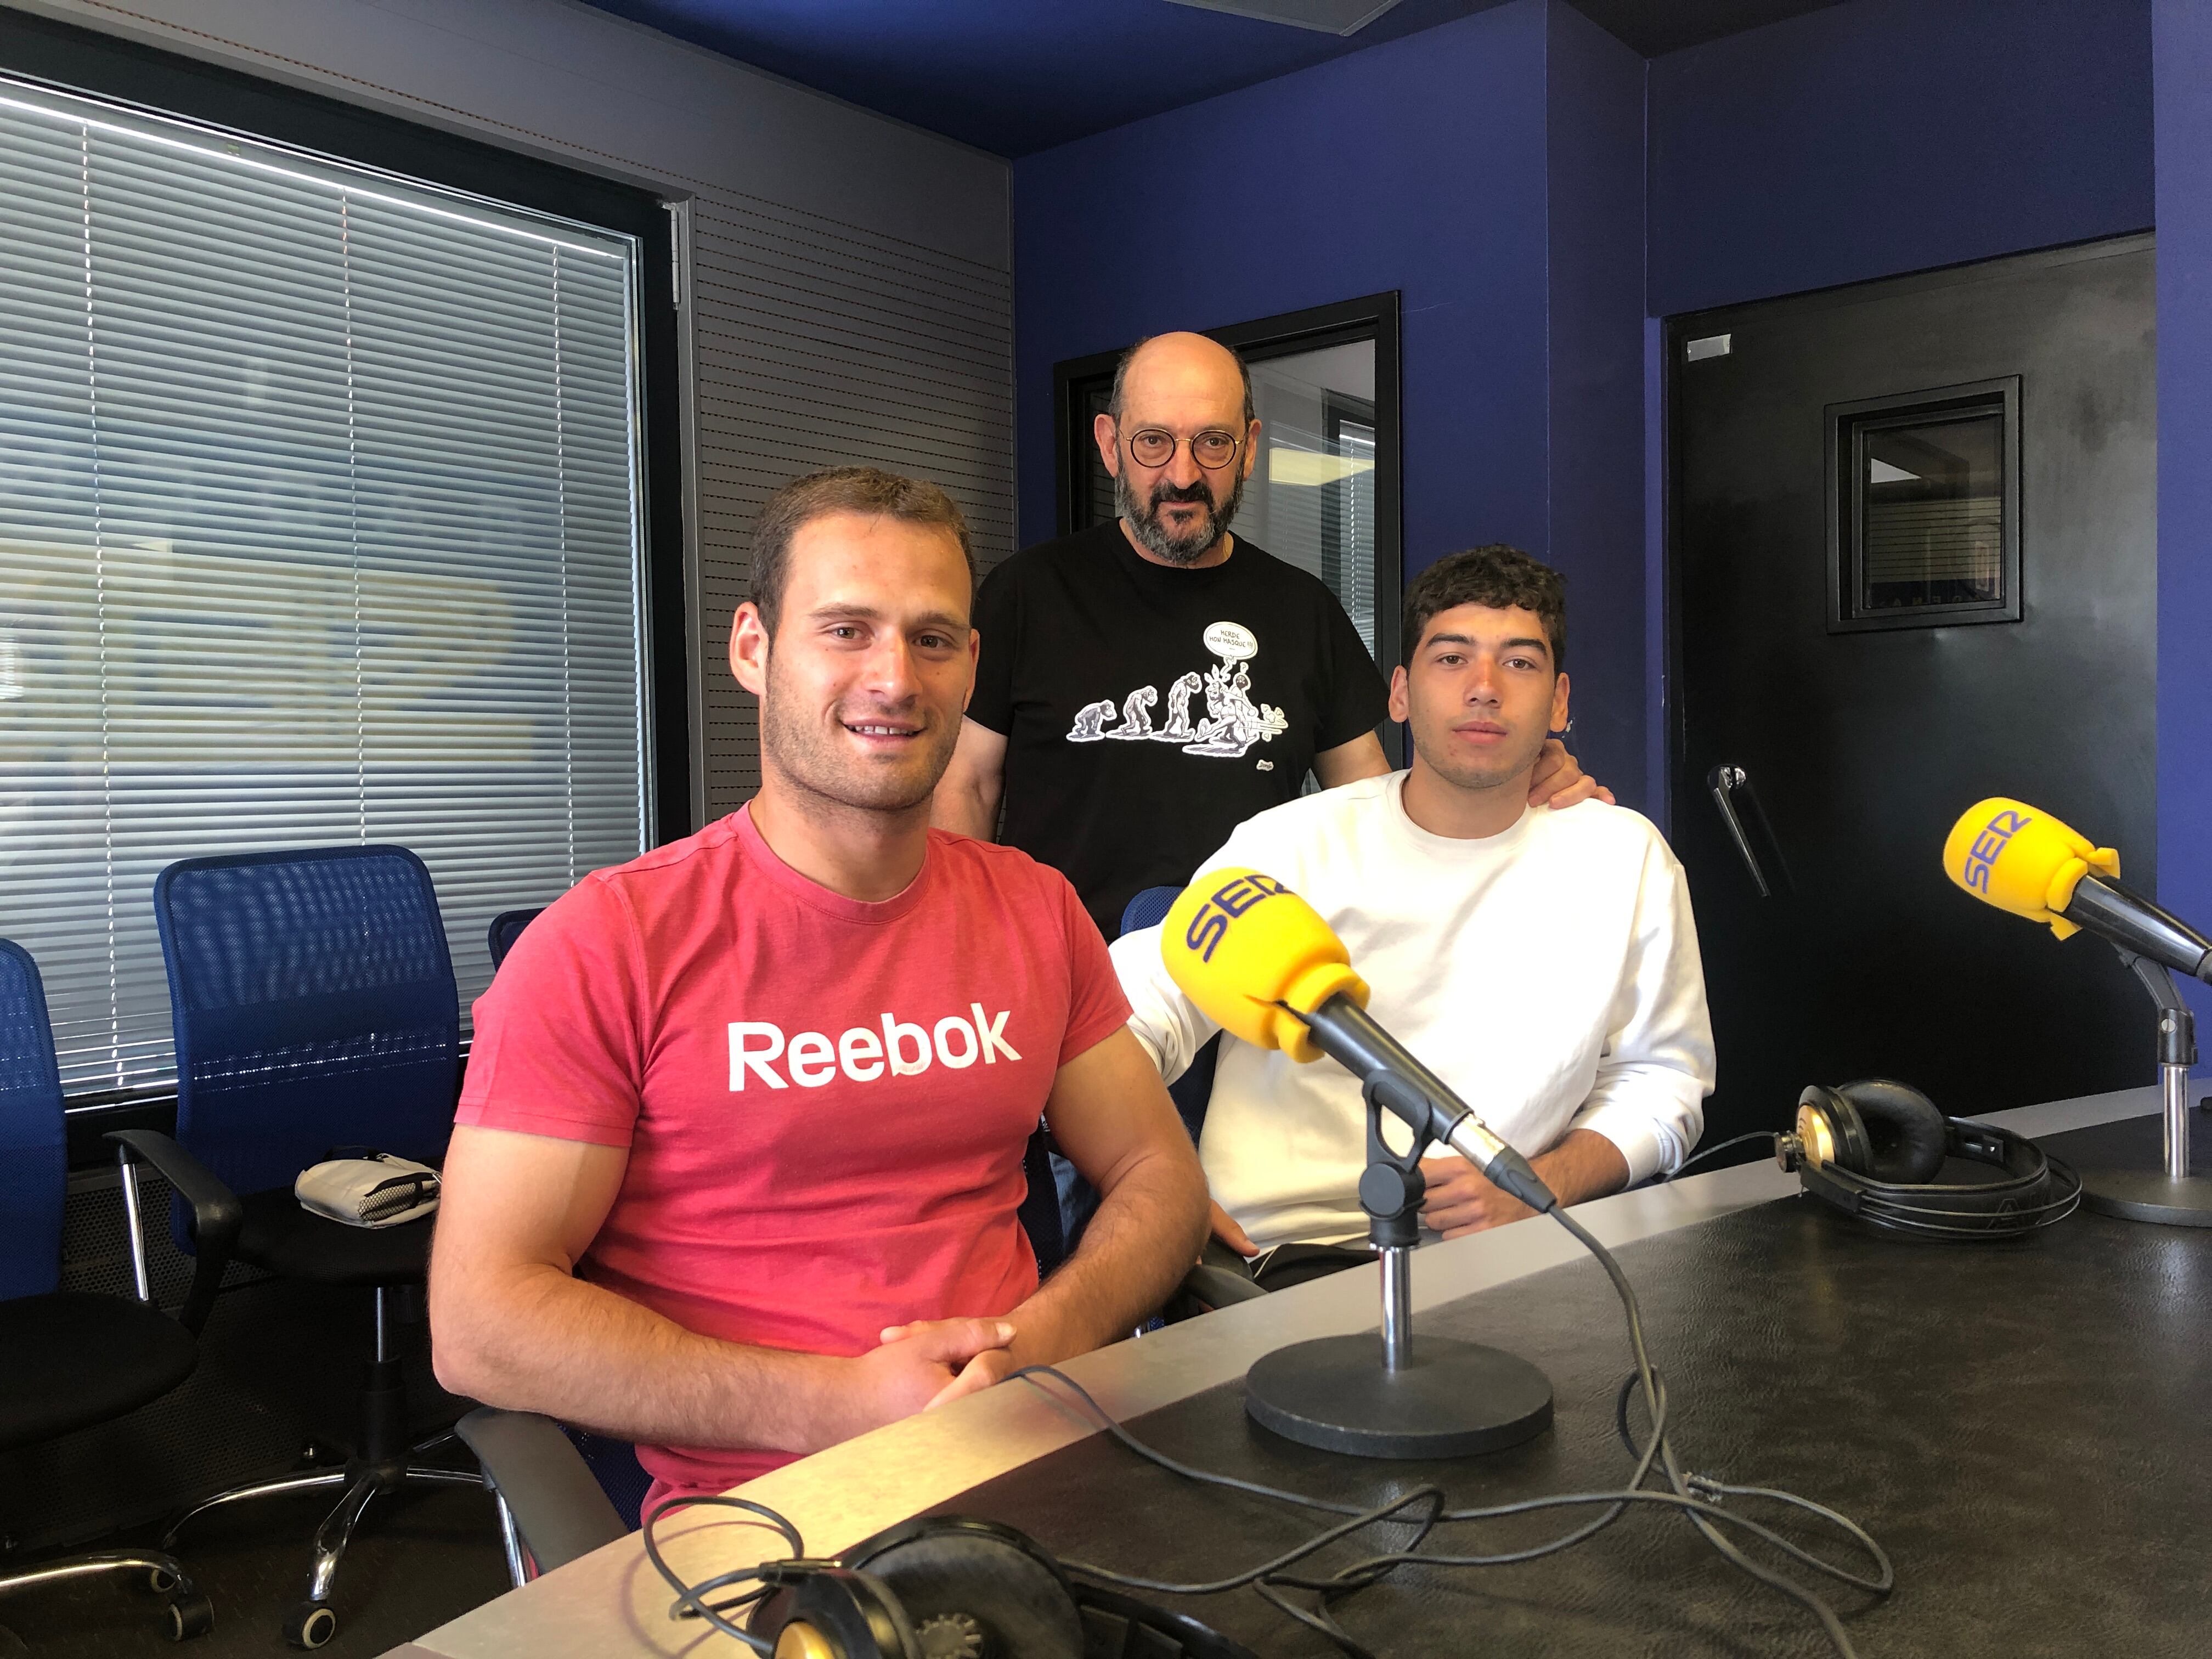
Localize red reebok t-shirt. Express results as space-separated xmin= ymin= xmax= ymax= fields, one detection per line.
xmin=454 ymin=806 xmax=1129 ymax=1500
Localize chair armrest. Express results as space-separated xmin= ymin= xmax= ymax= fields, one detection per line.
xmin=1180 ymin=1261 xmax=1269 ymax=1311
xmin=106 ymin=1130 xmax=242 ymax=1336
xmin=456 ymin=1407 xmax=628 ymax=1578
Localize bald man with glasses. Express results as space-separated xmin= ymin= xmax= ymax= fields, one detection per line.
xmin=935 ymin=331 xmax=1605 ymax=940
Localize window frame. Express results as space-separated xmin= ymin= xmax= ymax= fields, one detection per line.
xmin=0 ymin=7 xmax=690 ymax=845
xmin=0 ymin=10 xmax=689 ymax=1161
xmin=1824 ymin=376 xmax=2023 ymax=633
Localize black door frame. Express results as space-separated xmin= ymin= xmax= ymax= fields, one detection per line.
xmin=1051 ymin=291 xmax=1406 ymax=678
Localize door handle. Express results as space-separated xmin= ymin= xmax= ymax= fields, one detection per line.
xmin=1707 ymin=764 xmax=1773 ymax=898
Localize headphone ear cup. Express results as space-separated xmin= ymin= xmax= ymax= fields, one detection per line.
xmin=757 ymin=1568 xmax=922 ymax=1659
xmin=1835 ymin=1079 xmax=1948 ymax=1184
xmin=1797 ymin=1085 xmax=1872 ymax=1175
xmin=842 ymin=1517 xmax=1084 ymax=1659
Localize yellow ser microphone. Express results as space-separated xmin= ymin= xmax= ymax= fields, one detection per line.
xmin=1161 ymin=868 xmax=1557 ymax=1210
xmin=1943 ymin=797 xmax=2212 ymax=980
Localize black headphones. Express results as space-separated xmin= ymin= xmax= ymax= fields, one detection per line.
xmin=658 ymin=1507 xmax=1254 ymax=1659
xmin=1776 ymin=1079 xmax=2081 ymax=1240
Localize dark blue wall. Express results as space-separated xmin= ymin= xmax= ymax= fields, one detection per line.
xmin=1544 ymin=3 xmax=1647 ymax=804
xmin=1648 ymin=0 xmax=2155 ymax=318
xmin=1010 ymin=0 xmax=2166 ymax=825
xmin=2155 ymin=0 xmax=2212 ymax=989
xmin=1013 ymin=0 xmax=1550 ymax=558
xmin=1012 ymin=0 xmax=1657 ymax=805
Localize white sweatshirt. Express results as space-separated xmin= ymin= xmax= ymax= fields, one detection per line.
xmin=1111 ymin=773 xmax=1716 ymax=1248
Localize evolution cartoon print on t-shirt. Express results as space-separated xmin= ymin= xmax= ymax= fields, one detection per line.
xmin=1064 ymin=620 xmax=1290 ymax=761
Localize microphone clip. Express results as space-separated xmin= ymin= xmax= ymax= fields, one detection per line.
xmin=1359 ymin=1074 xmax=1436 ymax=1250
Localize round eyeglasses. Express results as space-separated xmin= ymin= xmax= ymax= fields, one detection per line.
xmin=1121 ymin=427 xmax=1243 ymax=470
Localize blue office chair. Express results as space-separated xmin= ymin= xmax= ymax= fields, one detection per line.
xmin=0 ymin=940 xmax=219 ymax=1642
xmin=143 ymin=847 xmax=483 ymax=1650
xmin=486 ymin=907 xmax=544 ymax=972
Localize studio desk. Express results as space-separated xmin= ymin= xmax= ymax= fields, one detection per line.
xmin=388 ymin=1086 xmax=2211 ymax=1658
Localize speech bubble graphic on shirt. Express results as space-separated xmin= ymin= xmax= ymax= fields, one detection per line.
xmin=1204 ymin=620 xmax=1258 ymax=662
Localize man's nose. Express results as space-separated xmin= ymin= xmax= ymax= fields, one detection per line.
xmin=859 ymin=634 xmax=921 ymax=698
xmin=1465 ymin=657 xmax=1503 ymax=703
xmin=1164 ymin=441 xmax=1205 ymax=490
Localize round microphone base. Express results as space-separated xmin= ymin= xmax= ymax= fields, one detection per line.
xmin=2040 ymin=1112 xmax=2212 ymax=1228
xmin=2078 ymin=1168 xmax=2212 ymax=1228
xmin=1244 ymin=1334 xmax=1553 ymax=1460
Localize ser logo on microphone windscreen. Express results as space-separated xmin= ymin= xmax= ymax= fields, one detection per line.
xmin=1962 ymin=806 xmax=2033 ymax=894
xmin=1183 ymin=872 xmax=1290 ymax=963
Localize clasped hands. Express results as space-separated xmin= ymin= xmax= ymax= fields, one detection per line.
xmin=864 ymin=1316 xmax=1023 ymax=1427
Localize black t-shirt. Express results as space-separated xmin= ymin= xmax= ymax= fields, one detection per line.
xmin=969 ymin=521 xmax=1389 ymax=936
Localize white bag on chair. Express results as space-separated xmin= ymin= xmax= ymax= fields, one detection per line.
xmin=294 ymin=1152 xmax=441 ymax=1228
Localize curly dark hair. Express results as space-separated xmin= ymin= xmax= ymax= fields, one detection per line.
xmin=751 ymin=467 xmax=975 ymax=635
xmin=1401 ymin=544 xmax=1566 ymax=670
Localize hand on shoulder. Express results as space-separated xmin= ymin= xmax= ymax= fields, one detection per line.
xmin=1527 ymin=738 xmax=1615 ymax=809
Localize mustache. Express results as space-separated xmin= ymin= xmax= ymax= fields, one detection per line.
xmin=1149 ymin=478 xmax=1216 ymax=509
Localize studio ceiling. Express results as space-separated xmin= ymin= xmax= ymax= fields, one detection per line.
xmin=576 ymin=0 xmax=1849 ymax=156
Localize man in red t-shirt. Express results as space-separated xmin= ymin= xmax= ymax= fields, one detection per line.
xmin=429 ymin=469 xmax=1210 ymax=1505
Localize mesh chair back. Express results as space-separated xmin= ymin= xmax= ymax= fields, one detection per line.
xmin=154 ymin=847 xmax=460 ymax=1203
xmin=487 ymin=907 xmax=545 ymax=971
xmin=0 ymin=940 xmax=67 ymax=1300
xmin=1119 ymin=885 xmax=1181 ymax=939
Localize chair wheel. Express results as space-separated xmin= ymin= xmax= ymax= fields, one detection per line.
xmin=165 ymin=1595 xmax=215 ymax=1642
xmin=284 ymin=1602 xmax=337 ymax=1649
xmin=146 ymin=1567 xmax=180 ymax=1594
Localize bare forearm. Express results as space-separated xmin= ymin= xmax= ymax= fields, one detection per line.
xmin=1421 ymin=1129 xmax=1632 ymax=1237
xmin=432 ymin=1262 xmax=856 ymax=1455
xmin=1009 ymin=1147 xmax=1206 ymax=1362
xmin=930 ymin=777 xmax=1000 ymax=839
xmin=1530 ymin=1129 xmax=1631 ymax=1207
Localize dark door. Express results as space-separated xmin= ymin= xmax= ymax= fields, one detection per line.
xmin=1670 ymin=235 xmax=2157 ymax=1148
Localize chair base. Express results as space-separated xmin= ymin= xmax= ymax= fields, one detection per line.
xmin=163 ymin=1312 xmax=487 ymax=1649
xmin=0 ymin=1548 xmax=213 ymax=1641
xmin=163 ymin=1451 xmax=481 ymax=1648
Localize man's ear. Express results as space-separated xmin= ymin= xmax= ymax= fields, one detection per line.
xmin=730 ymin=601 xmax=770 ymax=696
xmin=1093 ymin=412 xmax=1122 ymax=480
xmin=1549 ymin=671 xmax=1571 ymax=737
xmin=1239 ymin=417 xmax=1262 ymax=482
xmin=1387 ymin=662 xmax=1410 ymax=725
xmin=962 ymin=627 xmax=979 ymax=713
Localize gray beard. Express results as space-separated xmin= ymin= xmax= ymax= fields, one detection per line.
xmin=1117 ymin=467 xmax=1244 ymax=564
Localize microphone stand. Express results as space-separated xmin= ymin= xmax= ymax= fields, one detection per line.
xmin=1240 ymin=1077 xmax=1554 ymax=1459
xmin=2049 ymin=946 xmax=2212 ymax=1226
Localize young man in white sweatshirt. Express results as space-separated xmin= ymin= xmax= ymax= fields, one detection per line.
xmin=1111 ymin=545 xmax=1714 ymax=1256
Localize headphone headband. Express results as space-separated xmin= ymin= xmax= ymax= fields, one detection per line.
xmin=1787 ymin=1100 xmax=2082 ymax=1240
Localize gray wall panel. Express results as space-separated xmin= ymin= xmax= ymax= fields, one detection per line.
xmin=690 ymin=185 xmax=1014 ymax=813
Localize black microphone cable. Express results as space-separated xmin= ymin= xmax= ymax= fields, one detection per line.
xmin=639 ymin=1215 xmax=1894 ymax=1658
xmin=1017 ymin=1202 xmax=1894 ymax=1659
xmin=1663 ymin=1130 xmax=1781 ymax=1177
xmin=641 ymin=1492 xmax=809 ymax=1654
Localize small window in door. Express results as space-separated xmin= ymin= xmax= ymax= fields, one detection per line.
xmin=1827 ymin=377 xmax=2021 ymax=631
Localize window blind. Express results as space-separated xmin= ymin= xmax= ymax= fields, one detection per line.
xmin=0 ymin=76 xmax=647 ymax=1098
